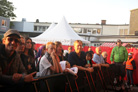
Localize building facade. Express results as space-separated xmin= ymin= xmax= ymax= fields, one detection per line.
xmin=129 ymin=8 xmax=138 ymax=35
xmin=0 ymin=16 xmax=10 ymax=38
xmin=11 ymin=19 xmax=132 ymax=46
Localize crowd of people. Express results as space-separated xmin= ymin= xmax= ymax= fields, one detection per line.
xmin=0 ymin=29 xmax=136 ymax=91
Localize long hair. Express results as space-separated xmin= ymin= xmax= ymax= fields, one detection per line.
xmin=25 ymin=37 xmax=34 ymax=58
xmin=55 ymin=41 xmax=64 ymax=60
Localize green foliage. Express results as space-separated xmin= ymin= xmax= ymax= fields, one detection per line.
xmin=0 ymin=0 xmax=16 ymax=19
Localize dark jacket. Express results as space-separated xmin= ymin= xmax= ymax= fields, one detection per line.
xmin=21 ymin=54 xmax=36 ymax=74
xmin=130 ymin=57 xmax=136 ymax=70
xmin=0 ymin=44 xmax=26 ymax=85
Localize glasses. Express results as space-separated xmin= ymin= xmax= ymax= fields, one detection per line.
xmin=7 ymin=37 xmax=20 ymax=43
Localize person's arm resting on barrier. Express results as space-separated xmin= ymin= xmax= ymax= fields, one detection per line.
xmin=73 ymin=65 xmax=94 ymax=72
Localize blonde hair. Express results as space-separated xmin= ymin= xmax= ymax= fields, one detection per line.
xmin=46 ymin=42 xmax=55 ymax=49
xmin=74 ymin=40 xmax=82 ymax=46
xmin=68 ymin=46 xmax=72 ymax=50
xmin=95 ymin=47 xmax=101 ymax=53
xmin=102 ymin=51 xmax=107 ymax=56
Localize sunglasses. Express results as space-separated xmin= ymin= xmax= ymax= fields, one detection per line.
xmin=7 ymin=37 xmax=20 ymax=43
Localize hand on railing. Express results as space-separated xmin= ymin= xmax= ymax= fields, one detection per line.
xmin=12 ymin=73 xmax=23 ymax=83
xmin=86 ymin=67 xmax=94 ymax=72
xmin=24 ymin=72 xmax=38 ymax=82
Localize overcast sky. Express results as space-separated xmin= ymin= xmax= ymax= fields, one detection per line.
xmin=8 ymin=0 xmax=138 ymax=24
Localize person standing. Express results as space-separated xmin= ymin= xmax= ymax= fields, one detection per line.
xmin=126 ymin=53 xmax=136 ymax=90
xmin=110 ymin=39 xmax=128 ymax=90
xmin=68 ymin=40 xmax=93 ymax=92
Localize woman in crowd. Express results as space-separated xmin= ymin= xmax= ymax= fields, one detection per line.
xmin=102 ymin=51 xmax=108 ymax=63
xmin=55 ymin=41 xmax=66 ymax=61
xmin=85 ymin=51 xmax=101 ymax=69
xmin=21 ymin=37 xmax=36 ymax=74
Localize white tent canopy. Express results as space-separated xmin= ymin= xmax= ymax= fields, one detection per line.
xmin=33 ymin=22 xmax=56 ymax=39
xmin=32 ymin=17 xmax=90 ymax=45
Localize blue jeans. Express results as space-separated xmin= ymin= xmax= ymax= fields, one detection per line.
xmin=126 ymin=69 xmax=133 ymax=85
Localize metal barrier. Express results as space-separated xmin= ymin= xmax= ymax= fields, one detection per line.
xmin=1 ymin=64 xmax=122 ymax=92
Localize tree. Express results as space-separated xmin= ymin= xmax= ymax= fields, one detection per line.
xmin=0 ymin=0 xmax=16 ymax=19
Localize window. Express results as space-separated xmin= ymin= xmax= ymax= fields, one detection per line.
xmin=73 ymin=28 xmax=82 ymax=33
xmin=1 ymin=20 xmax=7 ymax=27
xmin=43 ymin=26 xmax=45 ymax=31
xmin=88 ymin=29 xmax=92 ymax=32
xmin=97 ymin=29 xmax=101 ymax=34
xmin=83 ymin=28 xmax=87 ymax=33
xmin=92 ymin=30 xmax=96 ymax=34
xmin=119 ymin=29 xmax=123 ymax=35
xmin=34 ymin=26 xmax=37 ymax=31
xmin=124 ymin=29 xmax=128 ymax=35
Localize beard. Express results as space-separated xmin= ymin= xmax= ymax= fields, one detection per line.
xmin=6 ymin=43 xmax=17 ymax=52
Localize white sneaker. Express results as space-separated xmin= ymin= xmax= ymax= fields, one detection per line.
xmin=130 ymin=85 xmax=133 ymax=90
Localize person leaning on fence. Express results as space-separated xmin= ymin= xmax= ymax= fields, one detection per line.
xmin=85 ymin=51 xmax=101 ymax=69
xmin=110 ymin=39 xmax=128 ymax=90
xmin=93 ymin=47 xmax=109 ymax=68
xmin=39 ymin=42 xmax=62 ymax=77
xmin=38 ymin=42 xmax=64 ymax=92
xmin=68 ymin=40 xmax=94 ymax=72
xmin=126 ymin=53 xmax=136 ymax=90
xmin=60 ymin=61 xmax=78 ymax=76
xmin=68 ymin=40 xmax=93 ymax=92
xmin=0 ymin=29 xmax=37 ymax=91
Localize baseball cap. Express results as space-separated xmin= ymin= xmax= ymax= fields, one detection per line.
xmin=128 ymin=53 xmax=132 ymax=55
xmin=4 ymin=29 xmax=20 ymax=38
xmin=117 ymin=39 xmax=121 ymax=42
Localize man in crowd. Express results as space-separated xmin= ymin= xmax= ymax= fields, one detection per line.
xmin=0 ymin=29 xmax=37 ymax=91
xmin=39 ymin=42 xmax=62 ymax=76
xmin=93 ymin=47 xmax=109 ymax=68
xmin=110 ymin=39 xmax=128 ymax=90
xmin=68 ymin=40 xmax=93 ymax=92
xmin=93 ymin=47 xmax=105 ymax=64
xmin=68 ymin=40 xmax=94 ymax=72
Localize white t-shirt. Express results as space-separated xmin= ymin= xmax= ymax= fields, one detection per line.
xmin=38 ymin=55 xmax=52 ymax=76
xmin=60 ymin=61 xmax=78 ymax=75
